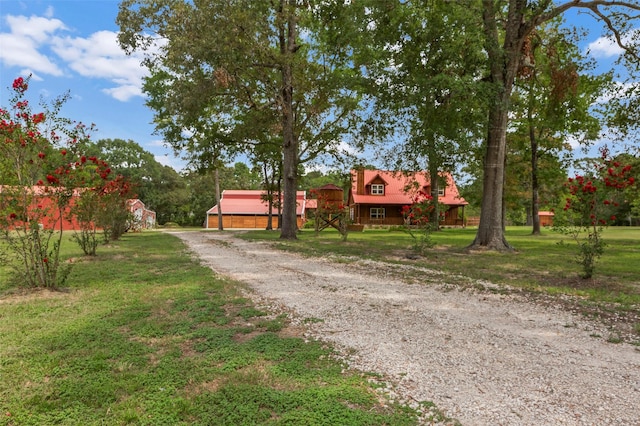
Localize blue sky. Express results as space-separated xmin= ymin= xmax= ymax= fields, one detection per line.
xmin=0 ymin=0 xmax=186 ymax=170
xmin=0 ymin=1 xmax=633 ymax=174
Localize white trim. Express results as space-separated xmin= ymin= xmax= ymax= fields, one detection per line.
xmin=370 ymin=207 xmax=385 ymax=219
xmin=371 ymin=184 xmax=384 ymax=195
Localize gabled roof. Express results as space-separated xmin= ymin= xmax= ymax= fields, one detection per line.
xmin=312 ymin=183 xmax=343 ymax=191
xmin=127 ymin=198 xmax=147 ymax=209
xmin=207 ymin=190 xmax=306 ymax=215
xmin=349 ymin=170 xmax=468 ymax=206
xmin=366 ymin=173 xmax=389 ymax=186
xmin=127 ymin=198 xmax=156 ymax=216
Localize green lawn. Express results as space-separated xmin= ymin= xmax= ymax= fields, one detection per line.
xmin=241 ymin=226 xmax=640 ymax=342
xmin=0 ymin=232 xmax=427 ymax=425
xmin=2 ymin=226 xmax=638 ymax=425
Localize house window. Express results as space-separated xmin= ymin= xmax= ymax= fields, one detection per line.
xmin=371 ymin=184 xmax=384 ymax=195
xmin=370 ymin=207 xmax=385 ymax=220
xmin=438 ymin=188 xmax=445 ymax=196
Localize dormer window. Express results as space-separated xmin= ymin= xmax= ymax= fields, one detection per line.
xmin=371 ymin=184 xmax=384 ymax=195
xmin=438 ymin=188 xmax=445 ymax=196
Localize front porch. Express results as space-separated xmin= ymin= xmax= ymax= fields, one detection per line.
xmin=351 ymin=204 xmax=466 ymax=227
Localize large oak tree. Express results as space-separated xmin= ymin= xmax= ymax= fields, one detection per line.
xmin=473 ymin=0 xmax=640 ymax=250
xmin=117 ymin=0 xmax=362 ymax=239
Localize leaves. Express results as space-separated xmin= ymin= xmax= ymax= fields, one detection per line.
xmin=555 ymin=148 xmax=637 ymax=278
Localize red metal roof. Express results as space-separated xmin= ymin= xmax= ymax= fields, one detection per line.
xmin=312 ymin=183 xmax=343 ymax=191
xmin=349 ymin=170 xmax=468 ymax=206
xmin=207 ymin=190 xmax=306 ymax=215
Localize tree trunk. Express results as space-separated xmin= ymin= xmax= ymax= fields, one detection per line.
xmin=502 ymin=150 xmax=507 ymax=232
xmin=428 ymin=166 xmax=440 ymax=230
xmin=279 ymin=0 xmax=298 ymax=239
xmin=281 ymin=125 xmax=298 ymax=238
xmin=264 ymin=164 xmax=274 ymax=230
xmin=530 ymin=117 xmax=541 ymax=235
xmin=470 ymin=100 xmax=513 ymax=250
xmin=277 ymin=176 xmax=282 ymax=229
xmin=215 ymin=167 xmax=223 ymax=231
xmin=469 ymin=0 xmax=529 ymax=251
xmin=266 ymin=195 xmax=274 ymax=230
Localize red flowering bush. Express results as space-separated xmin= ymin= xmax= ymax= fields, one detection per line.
xmin=0 ymin=76 xmax=131 ymax=286
xmin=402 ymin=190 xmax=436 ymax=254
xmin=65 ymin=163 xmax=132 ymax=255
xmin=94 ymin=174 xmax=134 ymax=242
xmin=555 ymin=147 xmax=636 ymax=278
xmin=0 ymin=76 xmax=75 ymax=288
xmin=55 ymin=132 xmax=134 ymax=254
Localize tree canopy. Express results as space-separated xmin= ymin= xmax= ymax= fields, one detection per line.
xmin=117 ymin=0 xmax=365 ymax=238
xmin=471 ymin=0 xmax=640 ymax=250
xmin=115 ymin=0 xmax=640 ymax=244
xmin=508 ymin=19 xmax=612 ymax=233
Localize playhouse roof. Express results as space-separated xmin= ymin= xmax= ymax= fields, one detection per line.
xmin=312 ymin=183 xmax=343 ymax=191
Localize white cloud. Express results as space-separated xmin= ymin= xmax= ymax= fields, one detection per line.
xmin=102 ymin=84 xmax=143 ymax=102
xmin=587 ymin=36 xmax=624 ymax=58
xmin=44 ymin=6 xmax=54 ymax=19
xmin=565 ymin=134 xmax=582 ymax=150
xmin=336 ymin=140 xmax=357 ymax=156
xmin=586 ymin=29 xmax=640 ymax=59
xmin=51 ymin=30 xmax=149 ymax=101
xmin=155 ymin=154 xmax=185 ymax=172
xmin=5 ymin=14 xmax=66 ymax=43
xmin=304 ymin=163 xmax=330 ymax=174
xmin=595 ymin=81 xmax=636 ymax=104
xmin=148 ymin=139 xmax=168 ymax=148
xmin=150 ymin=139 xmax=186 ymax=171
xmin=18 ymin=69 xmax=43 ymax=81
xmin=565 ymin=127 xmax=615 ymax=158
xmin=0 ymin=15 xmax=65 ymax=75
xmin=1 ymin=13 xmax=150 ymax=102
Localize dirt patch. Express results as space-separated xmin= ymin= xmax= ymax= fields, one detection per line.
xmin=0 ymin=287 xmax=76 ymax=304
xmin=184 ymin=378 xmax=222 ymax=396
xmin=233 ymin=330 xmax=263 ymax=343
xmin=277 ymin=325 xmax=307 ymax=339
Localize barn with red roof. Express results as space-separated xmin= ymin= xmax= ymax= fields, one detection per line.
xmin=1 ymin=186 xmax=154 ymax=231
xmin=205 ymin=190 xmax=306 ymax=229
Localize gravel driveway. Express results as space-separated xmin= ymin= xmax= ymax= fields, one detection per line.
xmin=170 ymin=230 xmax=640 ymax=426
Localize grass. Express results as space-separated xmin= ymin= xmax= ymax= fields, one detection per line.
xmin=0 ymin=232 xmax=433 ymax=425
xmin=240 ymin=226 xmax=640 ymax=343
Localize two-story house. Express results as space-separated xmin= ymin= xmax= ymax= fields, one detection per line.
xmin=347 ymin=169 xmax=468 ymax=226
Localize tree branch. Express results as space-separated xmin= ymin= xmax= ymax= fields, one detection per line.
xmin=535 ymin=1 xmax=640 ymax=61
